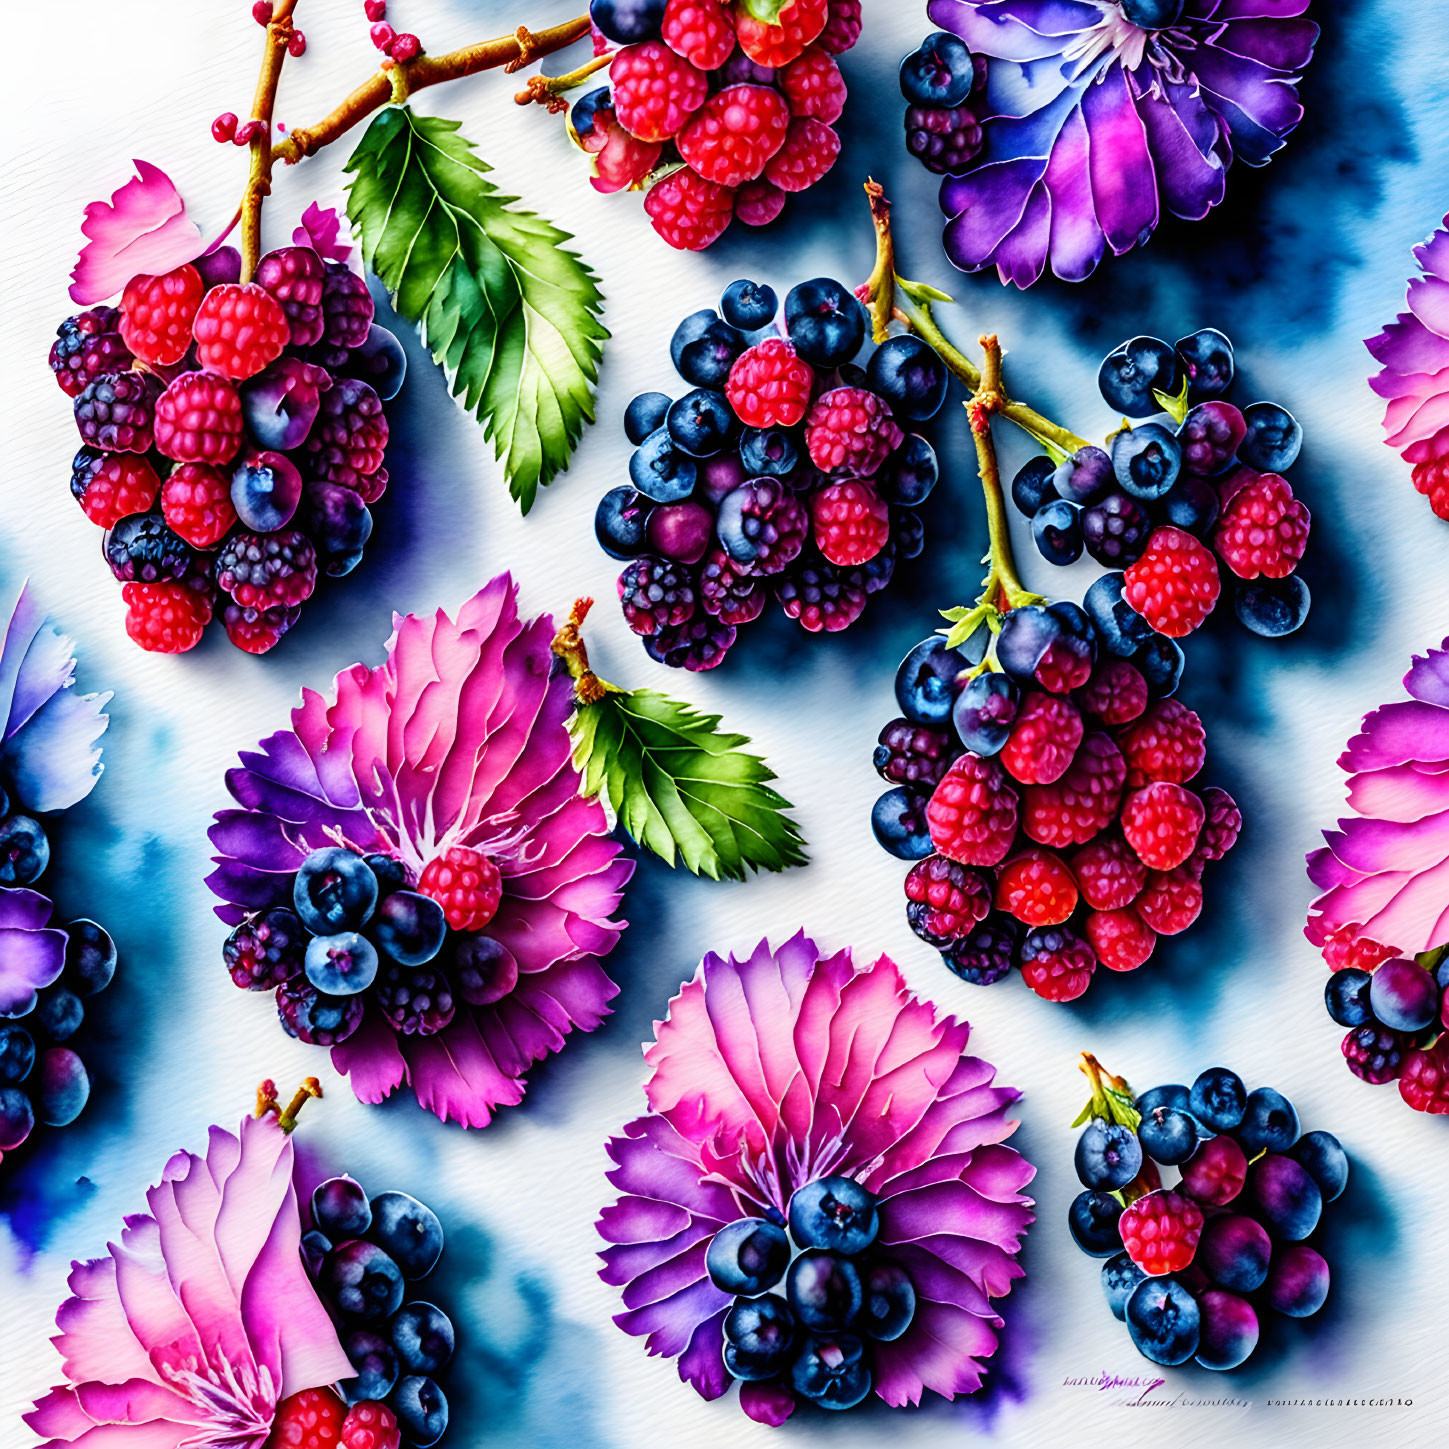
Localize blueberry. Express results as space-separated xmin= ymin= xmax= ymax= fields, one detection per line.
xmin=370 ymin=1190 xmax=444 ymax=1278
xmin=1032 ymin=499 xmax=1083 ymax=565
xmin=1098 ymin=336 xmax=1181 ymax=416
xmin=894 ymin=635 xmax=971 ymax=725
xmin=1238 ymin=401 xmax=1303 ymax=473
xmin=313 ymin=1176 xmax=372 ymax=1240
xmin=624 ymin=390 xmax=672 ymax=445
xmin=34 ymin=987 xmax=83 ymax=1042
xmin=1133 ymin=634 xmax=1185 ymax=697
xmin=1234 ymin=574 xmax=1310 ymax=637
xmin=1175 ymin=328 xmax=1234 ymax=400
xmin=1136 ymin=1083 xmax=1190 ymax=1116
xmin=866 ymin=334 xmax=948 ymax=421
xmin=629 ymin=426 xmax=698 ymax=503
xmin=569 ymin=85 xmax=610 ymax=145
xmin=36 ymin=1047 xmax=89 ymax=1126
xmin=588 ymin=0 xmax=666 ymax=47
xmin=305 ymin=932 xmax=379 ymax=996
xmin=301 ymin=1228 xmax=332 ymax=1278
xmin=1053 ymin=445 xmax=1114 ymax=505
xmin=1154 ymin=474 xmax=1219 ymax=537
xmin=1102 ymin=1252 xmax=1146 ymax=1319
xmin=1189 ymin=1067 xmax=1246 ymax=1131
xmin=239 ymin=361 xmax=325 ymax=450
xmin=720 ymin=279 xmax=778 ymax=331
xmin=944 ymin=916 xmax=1019 ymax=985
xmin=1291 ymin=1130 xmax=1349 ymax=1203
xmin=371 ymin=891 xmax=447 ymax=968
xmin=1368 ymin=957 xmax=1438 ymax=1031
xmin=1195 ymin=1290 xmax=1258 ymax=1370
xmin=1248 ymin=1154 xmax=1322 ymax=1241
xmin=899 ymin=30 xmax=977 ymax=106
xmin=784 ymin=278 xmax=865 ymax=368
xmin=705 ymin=1217 xmax=790 ymax=1295
xmin=1068 ymin=1190 xmax=1124 ymax=1257
xmin=0 ymin=1025 xmax=36 ymax=1083
xmin=1265 ymin=1244 xmax=1330 ymax=1318
xmin=304 ymin=481 xmax=373 ymax=577
xmin=998 ymin=601 xmax=1096 ymax=689
xmin=349 ymin=324 xmax=407 ymax=402
xmin=293 ymin=847 xmax=378 ymax=934
xmin=390 ymin=1374 xmax=448 ymax=1448
xmin=366 ymin=854 xmax=411 ymax=897
xmin=1083 ymin=492 xmax=1151 ymax=567
xmin=1085 ymin=572 xmax=1153 ymax=657
xmin=667 ymin=387 xmax=739 ymax=458
xmin=871 ymin=788 xmax=933 ymax=860
xmin=1075 ymin=1119 xmax=1143 ymax=1191
xmin=1111 ymin=424 xmax=1182 ymax=500
xmin=723 ymin=1294 xmax=798 ymax=1380
xmin=787 ymin=1250 xmax=863 ymax=1330
xmin=453 ymin=934 xmax=519 ymax=1006
xmin=0 ymin=814 xmax=49 ymax=886
xmin=0 ymin=1086 xmax=34 ymax=1150
xmin=1198 ymin=1214 xmax=1271 ymax=1293
xmin=1138 ymin=1106 xmax=1199 ymax=1166
xmin=1121 ymin=0 xmax=1186 ymax=27
xmin=340 ymin=1327 xmax=400 ymax=1404
xmin=739 ymin=426 xmax=799 ymax=477
xmin=670 ymin=308 xmax=746 ymax=388
xmin=1238 ymin=1086 xmax=1300 ymax=1155
xmin=231 ymin=451 xmax=303 ymax=531
xmin=857 ymin=1260 xmax=916 ymax=1341
xmin=324 ymin=1240 xmax=406 ymax=1321
xmin=645 ymin=500 xmax=714 ymax=564
xmin=892 ymin=507 xmax=926 ymax=559
xmin=59 ymin=919 xmax=115 ymax=996
xmin=791 ymin=1333 xmax=871 ymax=1410
xmin=1125 ymin=1277 xmax=1200 ymax=1366
xmin=878 ymin=434 xmax=939 ymax=506
xmin=1011 ymin=455 xmax=1057 ymax=515
xmin=952 ymin=672 xmax=1020 ymax=755
xmin=788 ymin=1176 xmax=879 ymax=1254
xmin=595 ymin=487 xmax=653 ymax=559
xmin=390 ymin=1301 xmax=455 ymax=1374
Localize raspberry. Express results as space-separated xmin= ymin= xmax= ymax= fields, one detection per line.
xmin=1000 ymin=692 xmax=1084 ymax=785
xmin=49 ymin=307 xmax=133 ymax=397
xmin=419 ymin=845 xmax=502 ymax=931
xmin=1121 ymin=782 xmax=1205 ymax=870
xmin=1034 ymin=627 xmax=1097 ymax=695
xmin=1341 ymin=1023 xmax=1410 ymax=1084
xmin=70 ymin=448 xmax=159 ymax=526
xmin=905 ymin=104 xmax=984 ymax=174
xmin=944 ymin=915 xmax=1019 ymax=985
xmin=1086 ymin=907 xmax=1157 ymax=972
xmin=995 ymin=848 xmax=1078 ymax=927
xmin=104 ymin=511 xmax=195 ymax=583
xmin=1194 ymin=785 xmax=1242 ymax=863
xmin=765 ymin=117 xmax=841 ymax=191
xmin=1136 ymin=865 xmax=1203 ymax=935
xmin=726 ymin=338 xmax=814 ymax=428
xmin=161 ymin=462 xmax=237 ymax=547
xmin=304 ymin=377 xmax=388 ymax=486
xmin=904 ymin=854 xmax=991 ymax=943
xmin=215 ymin=529 xmax=318 ymax=609
xmin=699 ymin=548 xmax=767 ymax=625
xmin=736 ymin=0 xmax=828 ymax=67
xmin=121 ymin=580 xmax=212 ymax=653
xmin=1318 ymin=923 xmax=1395 ymax=974
xmin=119 ymin=264 xmax=203 ymax=366
xmin=781 ymin=48 xmax=846 ymax=122
xmin=1019 ymin=925 xmax=1096 ymax=1002
xmin=1179 ymin=1135 xmax=1245 ymax=1206
xmin=256 ymin=245 xmax=327 ymax=347
xmin=774 ymin=553 xmax=868 ymax=631
xmin=1400 ymin=1036 xmax=1449 ymax=1114
xmin=1123 ymin=526 xmax=1221 ymax=637
xmin=192 ymin=283 xmax=289 ymax=380
xmin=644 ymin=167 xmax=736 ymax=250
xmin=268 ymin=1387 xmax=346 ymax=1449
xmin=1076 ymin=659 xmax=1148 ymax=727
xmin=317 ymin=262 xmax=375 ymax=352
xmin=927 ymin=755 xmax=1019 ymax=867
xmin=811 ymin=479 xmax=889 ymax=565
xmin=816 ymin=0 xmax=862 ymax=54
xmin=804 ymin=387 xmax=904 ymax=476
xmin=734 ymin=179 xmax=787 ymax=227
xmin=222 ymin=601 xmax=300 ymax=654
xmin=618 ymin=555 xmax=696 ymax=634
xmin=874 ymin=718 xmax=957 ymax=791
xmin=339 ymin=1401 xmax=401 ymax=1449
xmin=1115 ymin=699 xmax=1207 ymax=787
xmin=1411 ymin=451 xmax=1449 ymax=520
xmin=74 ymin=371 xmax=160 ymax=452
xmin=661 ymin=0 xmax=737 ymax=71
xmin=720 ymin=477 xmax=808 ymax=574
xmin=1119 ymin=1190 xmax=1203 ymax=1277
xmin=643 ymin=614 xmax=736 ymax=670
xmin=1213 ymin=471 xmax=1310 ymax=580
xmin=223 ymin=907 xmax=305 ymax=989
xmin=154 ymin=371 xmax=244 ymax=464
xmin=1071 ymin=833 xmax=1147 ymax=911
xmin=611 ymin=41 xmax=709 ymax=142
xmin=1022 ymin=732 xmax=1127 ymax=849
xmin=574 ymin=90 xmax=664 ymax=194
xmin=678 ymin=85 xmax=791 ymax=188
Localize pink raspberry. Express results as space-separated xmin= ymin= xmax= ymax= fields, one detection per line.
xmin=727 ymin=338 xmax=814 ymax=427
xmin=1019 ymin=926 xmax=1096 ymax=1002
xmin=816 ymin=0 xmax=862 ymax=53
xmin=255 ymin=245 xmax=326 ymax=347
xmin=1121 ymin=782 xmax=1205 ymax=870
xmin=1195 ymin=785 xmax=1242 ymax=863
xmin=927 ymin=754 xmax=1019 ymax=867
xmin=119 ymin=263 xmax=203 ymax=366
xmin=644 ymin=168 xmax=735 ymax=250
xmin=995 ymin=848 xmax=1078 ymax=927
xmin=154 ymin=371 xmax=244 ymax=464
xmin=774 ymin=554 xmax=870 ymax=632
xmin=618 ymin=555 xmax=696 ymax=634
xmin=764 ymin=116 xmax=840 ymax=191
xmin=1342 ymin=1023 xmax=1410 ymax=1084
xmin=192 ymin=283 xmax=289 ymax=380
xmin=904 ymin=854 xmax=991 ymax=943
xmin=781 ymin=47 xmax=846 ymax=121
xmin=70 ymin=449 xmax=159 ymax=527
xmin=122 ymin=580 xmax=212 ymax=654
xmin=1180 ymin=1134 xmax=1247 ymax=1206
xmin=804 ymin=387 xmax=904 ymax=475
xmin=1411 ymin=447 xmax=1449 ymax=520
xmin=161 ymin=462 xmax=237 ymax=547
xmin=1076 ymin=658 xmax=1148 ymax=726
xmin=215 ymin=529 xmax=317 ymax=610
xmin=1214 ymin=470 xmax=1310 ymax=580
xmin=611 ymin=41 xmax=709 ymax=142
xmin=1086 ymin=908 xmax=1157 ymax=972
xmin=678 ymin=85 xmax=792 ymax=187
xmin=1021 ymin=732 xmax=1127 ymax=849
xmin=419 ymin=845 xmax=503 ymax=932
xmin=49 ymin=307 xmax=133 ymax=397
xmin=573 ymin=92 xmax=663 ymax=194
xmin=268 ymin=1386 xmax=346 ymax=1449
xmin=1136 ymin=865 xmax=1203 ymax=935
xmin=1400 ymin=1037 xmax=1449 ymax=1114
xmin=811 ymin=479 xmax=889 ymax=565
xmin=1115 ymin=699 xmax=1207 ymax=787
xmin=1071 ymin=832 xmax=1147 ymax=911
xmin=734 ymin=179 xmax=787 ymax=226
xmin=661 ymin=0 xmax=736 ymax=70
xmin=699 ymin=549 xmax=767 ymax=626
xmin=1119 ymin=1190 xmax=1203 ymax=1276
xmin=1123 ymin=526 xmax=1221 ymax=638
xmin=340 ymin=1400 xmax=401 ymax=1449
xmin=1317 ymin=923 xmax=1395 ymax=974
xmin=1000 ymin=692 xmax=1084 ymax=785
xmin=221 ymin=601 xmax=300 ymax=654
xmin=736 ymin=0 xmax=828 ymax=67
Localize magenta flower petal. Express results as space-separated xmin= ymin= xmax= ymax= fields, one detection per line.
xmin=0 ymin=888 xmax=66 ymax=1016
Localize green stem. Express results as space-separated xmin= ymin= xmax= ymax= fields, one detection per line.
xmin=970 ymin=337 xmax=1040 ymax=613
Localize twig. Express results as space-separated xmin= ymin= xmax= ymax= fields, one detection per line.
xmin=550 ymin=598 xmax=616 ymax=706
xmin=240 ymin=0 xmax=301 ymax=281
xmin=970 ymin=336 xmax=1039 ymax=615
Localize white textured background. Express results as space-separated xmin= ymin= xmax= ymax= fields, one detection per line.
xmin=2 ymin=2 xmax=1448 ymax=1446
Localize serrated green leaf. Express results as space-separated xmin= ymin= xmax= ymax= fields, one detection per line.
xmin=345 ymin=106 xmax=608 ymax=512
xmin=567 ymin=687 xmax=807 ymax=880
xmin=740 ymin=0 xmax=788 ymax=22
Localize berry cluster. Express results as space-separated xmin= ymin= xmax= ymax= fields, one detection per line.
xmin=705 ymin=1175 xmax=914 ymax=1412
xmin=574 ymin=0 xmax=861 ymax=249
xmin=49 ymin=226 xmax=405 ymax=653
xmin=874 ymin=603 xmax=1240 ymax=1001
xmin=597 ymin=276 xmax=945 ymax=668
xmin=1318 ymin=929 xmax=1449 ymax=1114
xmin=1070 ymin=1057 xmax=1347 ymax=1371
xmin=1010 ymin=329 xmax=1313 ymax=640
xmin=294 ymin=1174 xmax=453 ymax=1447
xmin=898 ymin=31 xmax=987 ymax=175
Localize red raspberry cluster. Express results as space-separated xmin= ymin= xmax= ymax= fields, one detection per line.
xmin=50 ymin=218 xmax=401 ymax=654
xmin=269 ymin=1384 xmax=401 ymax=1449
xmin=575 ymin=0 xmax=861 ymax=249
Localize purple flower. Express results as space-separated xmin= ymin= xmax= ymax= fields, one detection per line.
xmin=930 ymin=1 xmax=1319 ymax=285
xmin=598 ymin=933 xmax=1034 ymax=1424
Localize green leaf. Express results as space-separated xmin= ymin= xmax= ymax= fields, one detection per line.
xmin=568 ymin=687 xmax=808 ymax=880
xmin=344 ymin=106 xmax=607 ymax=512
xmin=739 ymin=0 xmax=788 ymax=21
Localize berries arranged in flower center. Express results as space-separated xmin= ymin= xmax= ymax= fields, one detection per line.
xmin=418 ymin=847 xmax=502 ymax=933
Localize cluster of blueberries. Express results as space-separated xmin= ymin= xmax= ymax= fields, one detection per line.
xmin=305 ymin=1175 xmax=454 ymax=1446
xmin=706 ymin=1176 xmax=915 ymax=1411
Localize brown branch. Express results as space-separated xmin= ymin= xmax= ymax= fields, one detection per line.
xmin=240 ymin=0 xmax=301 ymax=281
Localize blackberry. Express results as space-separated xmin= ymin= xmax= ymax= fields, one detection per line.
xmin=375 ymin=961 xmax=456 ymax=1036
xmin=255 ymin=246 xmax=326 ymax=347
xmin=716 ymin=478 xmax=808 ymax=575
xmin=943 ymin=916 xmax=1019 ymax=985
xmin=74 ymin=371 xmax=161 ymax=453
xmin=618 ymin=555 xmax=696 ymax=635
xmin=873 ymin=718 xmax=956 ymax=790
xmin=1341 ymin=1024 xmax=1410 ymax=1085
xmin=103 ymin=511 xmax=195 ymax=583
xmin=775 ymin=553 xmax=868 ymax=632
xmin=1082 ymin=492 xmax=1151 ymax=567
xmin=905 ymin=855 xmax=992 ymax=944
xmin=49 ymin=308 xmax=133 ymax=397
xmin=904 ymin=104 xmax=984 ymax=175
xmin=276 ymin=979 xmax=364 ymax=1045
xmin=317 ymin=261 xmax=375 ymax=353
xmin=643 ymin=615 xmax=736 ymax=671
xmin=304 ymin=377 xmax=388 ymax=489
xmin=857 ymin=540 xmax=897 ymax=595
xmin=224 ymin=907 xmax=308 ymax=990
xmin=215 ymin=529 xmax=318 ymax=609
xmin=699 ymin=549 xmax=767 ymax=626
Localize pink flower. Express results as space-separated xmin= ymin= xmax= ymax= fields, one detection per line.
xmin=25 ymin=1113 xmax=350 ymax=1449
xmin=598 ymin=933 xmax=1034 ymax=1424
